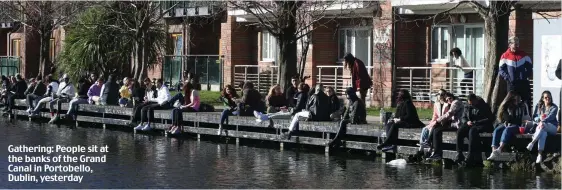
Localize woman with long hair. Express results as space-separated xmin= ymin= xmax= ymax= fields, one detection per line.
xmin=377 ymin=89 xmax=424 ymax=151
xmin=168 ymin=82 xmax=200 ymax=134
xmin=527 ymin=90 xmax=559 ymax=163
xmin=266 ymin=84 xmax=287 ymax=113
xmin=488 ymin=91 xmax=531 ymax=160
xmin=219 ymin=84 xmax=240 ymax=127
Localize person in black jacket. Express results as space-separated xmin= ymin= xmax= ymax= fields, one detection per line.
xmin=3 ymin=74 xmax=27 ymax=113
xmin=377 ymin=89 xmax=424 ymax=151
xmin=238 ymin=82 xmax=265 ymax=116
xmin=26 ymin=75 xmax=46 ymax=112
xmin=342 ymin=87 xmax=367 ymax=124
xmin=24 ymin=78 xmax=36 ymax=96
xmin=100 ymin=74 xmax=120 ymax=106
xmin=455 ymin=94 xmax=493 ymax=166
xmin=307 ymin=84 xmax=331 ymax=121
xmin=291 ymin=83 xmax=308 ymax=116
xmin=325 ymin=86 xmax=340 ymax=117
xmin=266 ymin=84 xmax=287 ymax=113
xmin=285 ymin=76 xmax=299 ymax=107
xmin=65 ymin=77 xmax=91 ymax=120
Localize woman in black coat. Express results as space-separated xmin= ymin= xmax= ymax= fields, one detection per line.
xmin=377 ymin=89 xmax=424 ymax=151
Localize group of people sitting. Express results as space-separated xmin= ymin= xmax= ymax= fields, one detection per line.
xmin=378 ymin=88 xmax=560 ymax=166
xmin=218 ymin=75 xmax=368 ymax=138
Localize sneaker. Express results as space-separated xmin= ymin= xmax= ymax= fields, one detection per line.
xmin=536 ymin=154 xmax=543 ymax=164
xmin=167 ymin=125 xmax=175 ymax=133
xmin=381 ymin=145 xmax=396 ymax=152
xmin=487 ymin=149 xmax=500 ymax=160
xmin=417 ymin=142 xmax=430 ymax=149
xmin=26 ymin=108 xmax=32 ymax=114
xmin=255 ymin=119 xmax=263 ymax=123
xmin=526 ymin=143 xmax=534 ymax=151
xmin=217 ymin=125 xmax=223 ymax=135
xmin=134 ymin=123 xmax=144 ymax=130
xmin=141 ymin=123 xmax=152 ymax=131
xmin=171 ymin=127 xmax=181 ymax=135
xmin=426 ymin=153 xmax=442 ymax=161
xmin=253 ymin=111 xmax=260 ymax=119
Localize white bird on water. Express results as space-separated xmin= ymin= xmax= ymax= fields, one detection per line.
xmin=386 ymin=159 xmax=407 ymax=167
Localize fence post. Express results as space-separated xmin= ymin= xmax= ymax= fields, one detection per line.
xmin=257 ymin=66 xmax=261 ymax=92
xmin=472 ymin=70 xmax=476 ymax=94
xmin=409 ymin=69 xmax=413 ymax=94
xmin=334 ymin=67 xmax=338 ymax=95
xmin=449 ymin=68 xmax=453 ymax=93
xmin=206 ymin=56 xmax=210 ymax=91
xmin=318 ymin=67 xmax=322 ymax=84
xmin=270 ymin=66 xmax=273 ymax=88
xmin=244 ymin=67 xmax=248 ymax=83
xmin=429 ymin=69 xmax=433 ymax=103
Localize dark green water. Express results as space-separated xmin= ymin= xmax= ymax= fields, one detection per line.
xmin=0 ymin=119 xmax=560 ymax=188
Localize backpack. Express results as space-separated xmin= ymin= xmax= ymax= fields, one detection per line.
xmin=199 ymin=103 xmax=215 ymax=112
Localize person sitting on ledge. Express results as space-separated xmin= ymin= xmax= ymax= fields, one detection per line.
xmin=291 ymin=83 xmax=308 ymax=115
xmin=167 ymin=82 xmax=200 ymax=134
xmin=377 ymin=89 xmax=424 ymax=152
xmin=130 ymin=80 xmax=145 ymax=107
xmin=130 ymin=78 xmax=157 ymax=126
xmin=99 ymin=74 xmax=120 ymax=106
xmin=427 ymin=92 xmax=464 ymax=160
xmin=134 ymin=79 xmax=171 ymax=131
xmin=285 ymin=76 xmax=299 ymax=108
xmin=218 ymin=81 xmax=265 ymax=135
xmin=25 ymin=75 xmax=46 ymax=113
xmin=88 ymin=78 xmax=103 ymax=105
xmin=49 ymin=74 xmax=76 ymax=119
xmin=119 ymin=77 xmax=132 ymax=107
xmin=328 ymin=87 xmax=367 ymax=148
xmin=219 ymin=84 xmax=240 ymax=131
xmin=455 ymin=93 xmax=493 ymax=166
xmin=418 ymin=89 xmax=449 ymax=150
xmin=281 ymin=84 xmax=331 ymax=139
xmin=325 ymin=86 xmax=341 ymax=120
xmin=29 ymin=75 xmax=59 ymax=116
xmin=3 ymin=74 xmax=27 ymax=114
xmin=266 ymin=84 xmax=287 ymax=114
xmin=526 ymin=90 xmax=559 ymax=163
xmin=488 ymin=91 xmax=531 ymax=160
xmin=65 ymin=77 xmax=91 ymax=120
xmin=0 ymin=75 xmax=11 ymax=107
xmin=24 ymin=78 xmax=36 ymax=96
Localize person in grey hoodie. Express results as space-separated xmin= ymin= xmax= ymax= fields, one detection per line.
xmin=427 ymin=92 xmax=464 ymax=160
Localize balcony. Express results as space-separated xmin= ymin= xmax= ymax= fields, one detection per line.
xmin=160 ymin=1 xmax=223 ymax=18
xmin=391 ymin=0 xmax=489 ymax=15
xmin=163 ymin=55 xmax=223 ymax=91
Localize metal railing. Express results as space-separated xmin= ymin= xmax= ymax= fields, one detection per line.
xmin=233 ymin=65 xmax=278 ymax=94
xmin=0 ymin=56 xmax=20 ymax=77
xmin=396 ymin=66 xmax=487 ymax=102
xmin=163 ymin=55 xmax=223 ymax=91
xmin=316 ymin=65 xmax=375 ymax=96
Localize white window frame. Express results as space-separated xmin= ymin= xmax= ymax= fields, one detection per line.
xmin=261 ymin=30 xmax=277 ymax=62
xmin=337 ymin=27 xmax=372 ymax=67
xmin=431 ymin=24 xmax=486 ymax=64
xmin=430 ymin=26 xmax=451 ymax=63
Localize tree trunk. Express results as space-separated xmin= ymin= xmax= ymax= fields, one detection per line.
xmin=481 ymin=1 xmax=511 ymax=114
xmin=277 ymin=1 xmax=299 ymax=90
xmin=39 ymin=31 xmax=52 ymax=77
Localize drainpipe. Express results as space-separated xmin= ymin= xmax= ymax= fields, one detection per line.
xmin=391 ymin=7 xmax=397 ymax=108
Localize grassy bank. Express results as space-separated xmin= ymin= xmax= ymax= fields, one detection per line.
xmin=174 ymin=90 xmax=433 ymax=119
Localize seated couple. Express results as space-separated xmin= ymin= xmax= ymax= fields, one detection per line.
xmin=218 ymin=82 xmax=265 ymax=135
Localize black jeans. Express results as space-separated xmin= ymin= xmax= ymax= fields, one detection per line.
xmin=50 ymin=97 xmax=70 ymax=116
xmin=6 ymin=94 xmax=25 ymax=111
xmin=26 ymin=94 xmax=44 ymax=109
xmin=172 ymin=107 xmax=196 ymax=126
xmin=381 ymin=121 xmax=419 ymax=146
xmin=131 ymin=102 xmax=157 ymax=123
xmin=141 ymin=103 xmax=171 ymax=123
xmin=431 ymin=124 xmax=458 ymax=156
xmin=456 ymin=124 xmax=493 ymax=154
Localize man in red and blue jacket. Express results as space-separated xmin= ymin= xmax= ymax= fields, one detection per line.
xmin=498 ymin=36 xmax=533 ymax=109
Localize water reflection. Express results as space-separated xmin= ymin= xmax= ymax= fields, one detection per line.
xmin=0 ymin=119 xmax=560 ymax=189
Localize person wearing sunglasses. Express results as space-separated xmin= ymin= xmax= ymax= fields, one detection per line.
xmin=526 ymin=90 xmax=559 ymax=163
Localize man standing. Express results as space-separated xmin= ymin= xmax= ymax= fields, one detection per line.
xmin=498 ymin=36 xmax=533 ymax=110
xmin=344 ymin=53 xmax=372 ymax=102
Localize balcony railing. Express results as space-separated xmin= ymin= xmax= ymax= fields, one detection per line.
xmin=233 ymin=65 xmax=278 ymax=95
xmin=0 ymin=56 xmax=20 ymax=77
xmin=163 ymin=55 xmax=223 ymax=91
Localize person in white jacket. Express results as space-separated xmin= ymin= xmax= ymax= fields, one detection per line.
xmin=30 ymin=75 xmax=59 ymax=116
xmin=134 ymin=79 xmax=171 ymax=131
xmin=49 ymin=74 xmax=75 ymax=121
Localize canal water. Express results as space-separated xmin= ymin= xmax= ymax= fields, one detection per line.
xmin=0 ymin=119 xmax=560 ymax=189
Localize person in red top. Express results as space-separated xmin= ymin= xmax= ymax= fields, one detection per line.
xmin=344 ymin=53 xmax=372 ymax=102
xmin=498 ymin=36 xmax=533 ymax=110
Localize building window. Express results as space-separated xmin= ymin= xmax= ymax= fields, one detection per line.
xmin=431 ymin=26 xmax=450 ymax=62
xmin=338 ymin=28 xmax=372 ymax=67
xmin=261 ymin=30 xmax=276 ymax=61
xmin=50 ymin=39 xmax=56 ymax=63
xmin=171 ymin=34 xmax=183 ymax=56
xmin=11 ymin=39 xmax=21 ymax=57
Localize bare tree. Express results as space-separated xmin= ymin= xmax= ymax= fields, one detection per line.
xmin=0 ymin=1 xmax=92 ymax=76
xmin=229 ymin=1 xmax=377 ymax=90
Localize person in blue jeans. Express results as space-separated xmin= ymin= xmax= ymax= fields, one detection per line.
xmin=219 ymin=85 xmax=240 ymax=135
xmin=488 ymin=91 xmax=531 ymax=160
xmin=526 ymin=90 xmax=559 ymax=163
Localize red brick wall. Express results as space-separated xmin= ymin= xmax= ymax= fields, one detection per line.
xmin=311 ymin=19 xmax=339 ymax=87
xmin=371 ymin=0 xmax=393 ymax=107
xmin=221 ymin=16 xmax=258 ymax=87
xmin=189 ymin=21 xmax=221 ymax=55
xmin=509 ymin=8 xmax=534 ymax=61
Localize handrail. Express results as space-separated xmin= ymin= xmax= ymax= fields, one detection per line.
xmin=163 ymin=54 xmax=223 ymax=57
xmin=397 ymin=66 xmax=484 ymax=70
xmin=234 ymin=65 xmax=279 ymax=68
